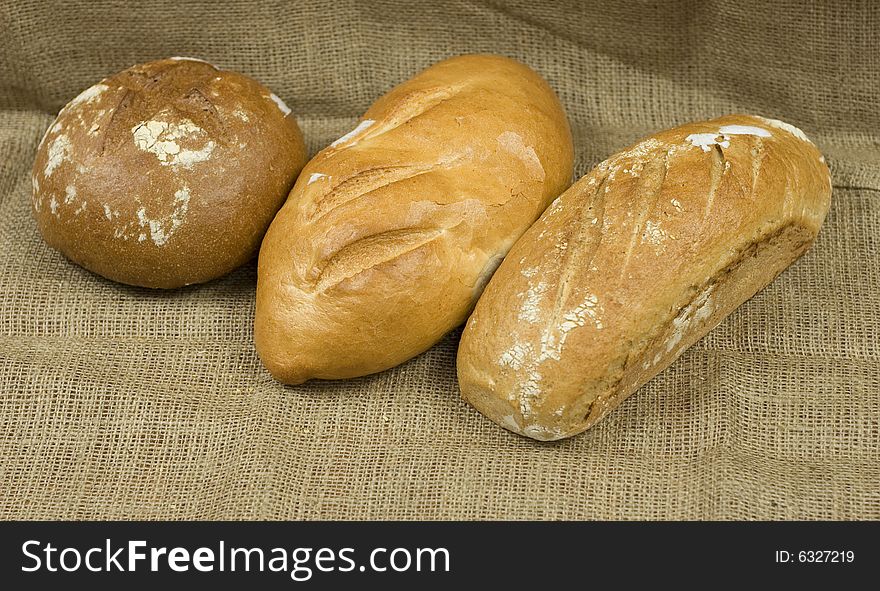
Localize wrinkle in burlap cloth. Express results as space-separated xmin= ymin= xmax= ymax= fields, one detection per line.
xmin=1 ymin=0 xmax=878 ymax=520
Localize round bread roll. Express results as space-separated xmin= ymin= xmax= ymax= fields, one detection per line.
xmin=31 ymin=57 xmax=307 ymax=288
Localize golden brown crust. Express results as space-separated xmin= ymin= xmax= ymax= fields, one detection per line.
xmin=255 ymin=54 xmax=574 ymax=384
xmin=457 ymin=114 xmax=832 ymax=441
xmin=31 ymin=57 xmax=307 ymax=288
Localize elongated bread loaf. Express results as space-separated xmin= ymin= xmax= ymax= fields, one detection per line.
xmin=457 ymin=114 xmax=832 ymax=441
xmin=255 ymin=54 xmax=574 ymax=384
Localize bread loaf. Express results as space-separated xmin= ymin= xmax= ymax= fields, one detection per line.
xmin=255 ymin=54 xmax=574 ymax=384
xmin=457 ymin=114 xmax=832 ymax=441
xmin=31 ymin=57 xmax=307 ymax=288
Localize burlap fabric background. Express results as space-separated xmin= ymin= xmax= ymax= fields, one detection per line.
xmin=1 ymin=0 xmax=878 ymax=520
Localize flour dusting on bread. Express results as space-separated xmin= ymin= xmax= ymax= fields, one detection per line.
xmin=518 ymin=282 xmax=548 ymax=323
xmin=686 ymin=132 xmax=730 ymax=152
xmin=131 ymin=119 xmax=216 ymax=167
xmin=268 ymin=93 xmax=292 ymax=116
xmin=496 ymin=131 xmax=545 ymax=180
xmin=44 ymin=134 xmax=71 ymax=177
xmin=67 ymin=83 xmax=109 ymax=109
xmin=330 ymin=119 xmax=375 ymax=147
xmin=667 ymin=285 xmax=715 ymax=354
xmin=757 ymin=116 xmax=812 ymax=144
xmin=135 ymin=185 xmax=191 ymax=247
xmin=718 ymin=124 xmax=771 ymax=137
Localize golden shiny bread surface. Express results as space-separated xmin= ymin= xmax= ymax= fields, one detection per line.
xmin=457 ymin=114 xmax=831 ymax=441
xmin=255 ymin=54 xmax=574 ymax=384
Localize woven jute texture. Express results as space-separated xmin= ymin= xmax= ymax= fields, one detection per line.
xmin=1 ymin=0 xmax=878 ymax=520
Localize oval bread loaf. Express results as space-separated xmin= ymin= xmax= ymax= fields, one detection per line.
xmin=31 ymin=57 xmax=307 ymax=288
xmin=255 ymin=54 xmax=574 ymax=384
xmin=457 ymin=114 xmax=832 ymax=441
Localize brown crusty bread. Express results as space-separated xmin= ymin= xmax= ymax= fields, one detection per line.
xmin=31 ymin=57 xmax=307 ymax=288
xmin=255 ymin=54 xmax=574 ymax=384
xmin=457 ymin=114 xmax=832 ymax=441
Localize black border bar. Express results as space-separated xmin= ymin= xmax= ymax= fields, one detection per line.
xmin=0 ymin=521 xmax=875 ymax=588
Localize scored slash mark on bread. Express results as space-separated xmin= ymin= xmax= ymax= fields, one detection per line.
xmin=306 ymin=163 xmax=442 ymax=222
xmin=749 ymin=135 xmax=765 ymax=202
xmin=310 ymin=227 xmax=449 ymax=293
xmin=621 ymin=149 xmax=671 ymax=277
xmin=359 ymin=85 xmax=464 ymax=140
xmin=547 ymin=174 xmax=606 ymax=334
xmin=703 ymin=143 xmax=725 ymax=219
